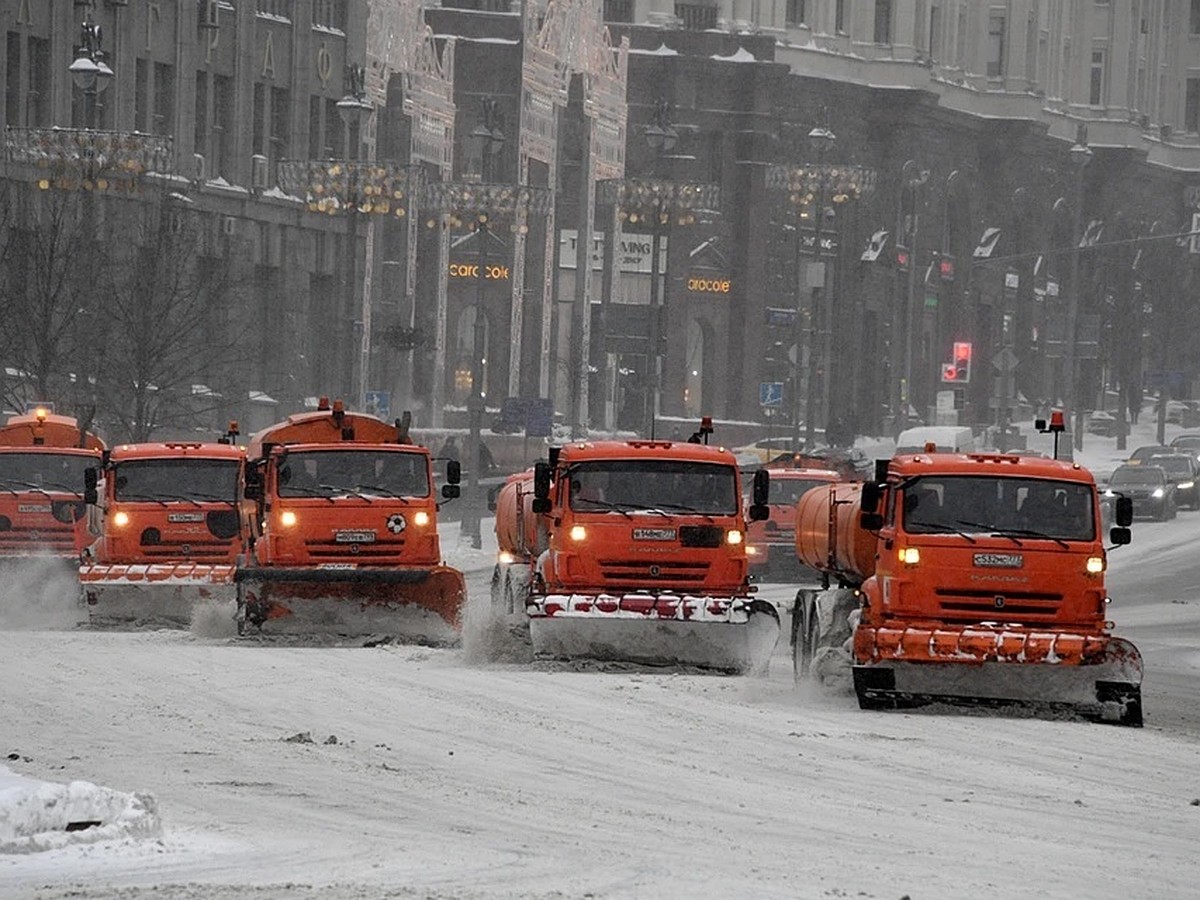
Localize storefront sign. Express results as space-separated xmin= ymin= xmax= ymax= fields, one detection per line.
xmin=686 ymin=276 xmax=731 ymax=294
xmin=559 ymin=229 xmax=666 ymax=274
xmin=449 ymin=263 xmax=510 ymax=280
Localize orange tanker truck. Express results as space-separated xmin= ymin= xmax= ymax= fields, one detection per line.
xmin=236 ymin=398 xmax=464 ymax=643
xmin=0 ymin=407 xmax=104 ymax=571
xmin=78 ymin=427 xmax=248 ymax=627
xmin=745 ymin=464 xmax=842 ymax=582
xmin=788 ymin=449 xmax=1143 ymax=725
xmin=488 ymin=419 xmax=779 ymax=672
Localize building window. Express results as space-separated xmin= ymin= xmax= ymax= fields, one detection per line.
xmin=987 ymin=11 xmax=1006 ymax=77
xmin=325 ymin=97 xmax=341 ymax=158
xmin=214 ymin=74 xmax=234 ymax=179
xmin=28 ymin=36 xmax=49 ymax=126
xmin=929 ymin=4 xmax=941 ymax=61
xmin=874 ymin=0 xmax=892 ymax=44
xmin=786 ymin=0 xmax=806 ymax=26
xmin=5 ymin=33 xmax=19 ymax=127
xmin=153 ymin=63 xmax=175 ymax=136
xmin=194 ymin=72 xmax=209 ymax=160
xmin=271 ymin=86 xmax=290 ymax=170
xmin=1192 ymin=0 xmax=1200 ymax=34
xmin=1089 ymin=49 xmax=1106 ymax=106
xmin=836 ymin=0 xmax=846 ymax=32
xmin=603 ymin=0 xmax=633 ymax=22
xmin=311 ymin=0 xmax=345 ymax=30
xmin=134 ymin=58 xmax=148 ymax=132
xmin=1186 ymin=78 xmax=1200 ymax=133
xmin=675 ymin=3 xmax=717 ymax=31
xmin=258 ymin=0 xmax=291 ymax=18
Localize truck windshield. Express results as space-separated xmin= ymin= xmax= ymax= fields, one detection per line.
xmin=114 ymin=459 xmax=240 ymax=503
xmin=277 ymin=450 xmax=430 ymax=499
xmin=0 ymin=452 xmax=93 ymax=493
xmin=902 ymin=476 xmax=1095 ymax=542
xmin=567 ymin=460 xmax=738 ymax=515
xmin=769 ymin=477 xmax=832 ymax=506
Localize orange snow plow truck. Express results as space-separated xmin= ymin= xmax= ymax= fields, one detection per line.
xmin=0 ymin=407 xmax=104 ymax=572
xmin=490 ymin=420 xmax=779 ymax=672
xmin=235 ymin=399 xmax=465 ymax=643
xmin=789 ymin=449 xmax=1143 ymax=725
xmin=79 ymin=428 xmax=248 ymax=627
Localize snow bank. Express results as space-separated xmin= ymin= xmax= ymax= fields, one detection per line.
xmin=0 ymin=766 xmax=160 ymax=854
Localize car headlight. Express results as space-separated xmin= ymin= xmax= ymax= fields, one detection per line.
xmin=1180 ymin=482 xmax=1194 ymax=490
xmin=1152 ymin=488 xmax=1165 ymax=498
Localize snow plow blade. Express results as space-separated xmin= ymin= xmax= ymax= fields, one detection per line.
xmin=234 ymin=565 xmax=465 ymax=645
xmin=852 ymin=626 xmax=1143 ymax=726
xmin=527 ymin=594 xmax=780 ymax=674
xmin=80 ymin=564 xmax=238 ymax=629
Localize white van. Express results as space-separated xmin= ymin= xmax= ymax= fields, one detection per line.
xmin=894 ymin=426 xmax=976 ymax=455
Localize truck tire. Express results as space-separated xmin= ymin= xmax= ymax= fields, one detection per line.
xmin=791 ymin=589 xmax=818 ymax=683
xmin=809 ymin=588 xmax=859 ymax=693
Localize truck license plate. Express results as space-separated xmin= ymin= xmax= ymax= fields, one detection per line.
xmin=335 ymin=530 xmax=377 ymax=543
xmin=973 ymin=552 xmax=1023 ymax=568
xmin=633 ymin=528 xmax=677 ymax=541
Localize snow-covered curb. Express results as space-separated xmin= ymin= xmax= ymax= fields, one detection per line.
xmin=0 ymin=766 xmax=160 ymax=854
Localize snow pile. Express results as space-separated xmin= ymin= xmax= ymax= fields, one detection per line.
xmin=0 ymin=558 xmax=85 ymax=630
xmin=0 ymin=765 xmax=160 ymax=854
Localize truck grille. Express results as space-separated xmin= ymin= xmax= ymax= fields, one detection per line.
xmin=598 ymin=558 xmax=711 ymax=591
xmin=305 ymin=539 xmax=403 ymax=560
xmin=0 ymin=526 xmax=75 ymax=551
xmin=141 ymin=540 xmax=234 ymax=561
xmin=935 ymin=588 xmax=1063 ymax=622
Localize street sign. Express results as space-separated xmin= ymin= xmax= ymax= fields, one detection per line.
xmin=766 ymin=307 xmax=797 ymax=327
xmin=760 ymin=382 xmax=784 ymax=407
xmin=992 ymin=347 xmax=1019 ymax=374
xmin=364 ymin=390 xmax=391 ymax=421
xmin=524 ymin=398 xmax=553 ymax=437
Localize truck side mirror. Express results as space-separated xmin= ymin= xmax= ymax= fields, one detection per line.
xmin=1109 ymin=526 xmax=1131 ymax=546
xmin=244 ymin=466 xmax=263 ymax=501
xmin=83 ymin=467 xmax=98 ymax=506
xmin=1114 ymin=496 xmax=1133 ymax=527
xmin=748 ymin=469 xmax=770 ymax=521
xmin=441 ymin=483 xmax=460 ymax=500
xmin=873 ymin=458 xmax=889 ymax=483
xmin=861 ymin=481 xmax=881 ymax=513
xmin=860 ymin=511 xmax=883 ymax=531
xmin=446 ymin=460 xmax=461 ymax=485
xmin=532 ymin=461 xmax=552 ymax=514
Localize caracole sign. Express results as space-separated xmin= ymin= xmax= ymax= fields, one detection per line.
xmin=449 ymin=263 xmax=511 ymax=280
xmin=686 ymin=276 xmax=731 ymax=294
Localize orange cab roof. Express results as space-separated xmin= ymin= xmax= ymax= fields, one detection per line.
xmin=555 ymin=439 xmax=738 ymax=465
xmin=0 ymin=412 xmax=105 ymax=451
xmin=109 ymin=442 xmax=246 ymax=462
xmin=889 ymin=451 xmax=1095 ymax=484
xmin=247 ymin=409 xmax=420 ymax=459
xmin=767 ymin=467 xmax=841 ymax=480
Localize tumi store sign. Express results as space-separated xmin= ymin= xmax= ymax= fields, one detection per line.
xmin=686 ymin=276 xmax=732 ymax=294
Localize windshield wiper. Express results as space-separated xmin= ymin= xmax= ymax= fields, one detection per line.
xmin=319 ymin=483 xmax=372 ymax=502
xmin=8 ymin=480 xmax=53 ymax=498
xmin=911 ymin=522 xmax=976 ymax=544
xmin=986 ymin=526 xmax=1070 ymax=549
xmin=354 ymin=483 xmax=426 ymax=499
xmin=574 ymin=498 xmax=633 ymax=518
xmin=955 ymin=520 xmax=1022 ymax=547
xmin=281 ymin=485 xmax=335 ymax=503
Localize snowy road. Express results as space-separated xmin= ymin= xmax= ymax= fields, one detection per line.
xmin=3 ymin=515 xmax=1200 ymax=898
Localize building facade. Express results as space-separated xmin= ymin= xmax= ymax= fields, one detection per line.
xmin=2 ymin=0 xmax=1198 ymax=439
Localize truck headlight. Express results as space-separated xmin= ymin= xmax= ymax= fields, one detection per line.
xmin=569 ymin=525 xmax=587 ymax=542
xmin=413 ymin=510 xmax=430 ymax=526
xmin=1086 ymin=556 xmax=1105 ymax=574
xmin=498 ymin=550 xmax=515 ymax=565
xmin=112 ymin=510 xmax=130 ymax=528
xmin=726 ymin=529 xmax=743 ymax=545
xmin=280 ymin=510 xmax=298 ymax=527
xmin=898 ymin=547 xmax=920 ymax=565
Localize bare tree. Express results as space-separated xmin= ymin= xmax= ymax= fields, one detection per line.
xmin=93 ymin=192 xmax=248 ymax=442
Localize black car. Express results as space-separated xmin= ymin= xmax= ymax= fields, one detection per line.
xmin=1145 ymin=454 xmax=1200 ymax=510
xmin=1106 ymin=464 xmax=1177 ymax=521
xmin=1169 ymin=433 xmax=1200 ymax=464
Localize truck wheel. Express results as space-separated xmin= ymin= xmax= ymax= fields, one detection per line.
xmin=809 ymin=588 xmax=859 ymax=693
xmin=792 ymin=590 xmax=818 ymax=683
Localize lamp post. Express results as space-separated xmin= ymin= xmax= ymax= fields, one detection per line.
xmin=69 ymin=1 xmax=113 ymax=131
xmin=642 ymin=99 xmax=677 ymax=440
xmin=279 ymin=69 xmax=420 ymax=407
xmin=464 ymin=97 xmax=506 ymax=550
xmin=767 ymin=128 xmax=875 ymax=449
xmin=898 ymin=161 xmax=929 ymax=432
xmin=597 ymin=177 xmax=719 ymax=438
xmin=1063 ymin=139 xmax=1093 ymax=453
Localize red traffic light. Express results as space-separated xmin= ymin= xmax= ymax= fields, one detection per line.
xmin=938 ymin=255 xmax=955 ymax=281
xmin=952 ymin=341 xmax=973 ymax=361
xmin=941 ymin=363 xmax=959 ymax=382
xmin=895 ymin=246 xmax=910 ymax=272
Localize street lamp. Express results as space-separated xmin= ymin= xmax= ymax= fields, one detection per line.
xmin=1063 ymin=138 xmax=1093 ymax=452
xmin=642 ymin=98 xmax=677 ymax=439
xmin=69 ymin=2 xmax=113 ymax=130
xmin=423 ymin=177 xmax=552 ymax=550
xmin=767 ymin=125 xmax=875 ymax=449
xmin=899 ymin=160 xmax=929 ymax=433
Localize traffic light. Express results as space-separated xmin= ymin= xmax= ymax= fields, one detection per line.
xmin=894 ymin=245 xmax=910 ymax=272
xmin=941 ymin=362 xmax=959 ymax=383
xmin=953 ymin=341 xmax=972 ymax=383
xmin=937 ymin=253 xmax=955 ymax=282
